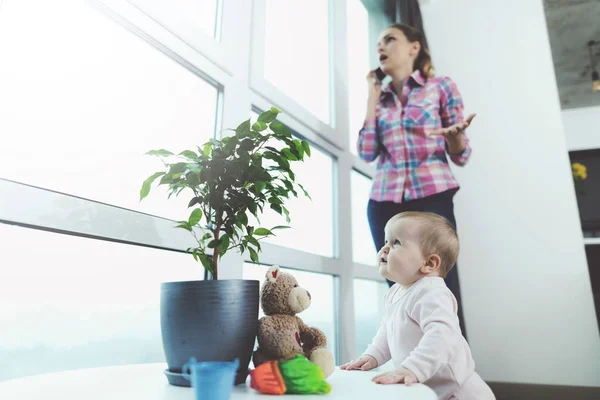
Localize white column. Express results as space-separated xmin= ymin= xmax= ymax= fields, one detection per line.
xmin=419 ymin=0 xmax=600 ymax=386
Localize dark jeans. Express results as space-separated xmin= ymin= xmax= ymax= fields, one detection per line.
xmin=367 ymin=190 xmax=468 ymax=340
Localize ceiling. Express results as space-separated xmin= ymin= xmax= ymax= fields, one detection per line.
xmin=543 ymin=0 xmax=600 ymax=109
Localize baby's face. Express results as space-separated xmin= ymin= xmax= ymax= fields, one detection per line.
xmin=377 ymin=218 xmax=425 ymax=285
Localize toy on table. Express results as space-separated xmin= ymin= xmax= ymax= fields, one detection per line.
xmin=252 ymin=265 xmax=335 ymax=379
xmin=182 ymin=357 xmax=238 ymax=400
xmin=250 ymin=354 xmax=331 ymax=395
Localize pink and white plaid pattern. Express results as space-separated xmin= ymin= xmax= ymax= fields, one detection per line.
xmin=358 ymin=70 xmax=471 ymax=203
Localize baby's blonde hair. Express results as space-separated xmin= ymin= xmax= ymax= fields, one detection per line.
xmin=388 ymin=211 xmax=459 ymax=277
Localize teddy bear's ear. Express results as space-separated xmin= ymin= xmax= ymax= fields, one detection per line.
xmin=266 ymin=265 xmax=281 ymax=283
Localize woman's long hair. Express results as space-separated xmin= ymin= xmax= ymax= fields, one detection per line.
xmin=388 ymin=23 xmax=435 ymax=78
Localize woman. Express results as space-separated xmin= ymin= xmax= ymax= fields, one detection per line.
xmin=358 ymin=23 xmax=475 ymax=338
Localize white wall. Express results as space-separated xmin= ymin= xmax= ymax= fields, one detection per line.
xmin=420 ymin=0 xmax=600 ymax=386
xmin=562 ymin=106 xmax=600 ymax=151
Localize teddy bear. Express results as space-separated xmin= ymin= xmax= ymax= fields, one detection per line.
xmin=252 ymin=265 xmax=335 ymax=378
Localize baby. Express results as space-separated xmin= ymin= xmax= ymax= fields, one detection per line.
xmin=341 ymin=211 xmax=495 ymax=400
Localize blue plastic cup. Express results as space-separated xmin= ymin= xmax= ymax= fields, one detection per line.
xmin=182 ymin=357 xmax=239 ymax=400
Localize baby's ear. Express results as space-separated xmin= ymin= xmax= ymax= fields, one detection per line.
xmin=422 ymin=254 xmax=441 ymax=274
xmin=266 ymin=265 xmax=281 ymax=283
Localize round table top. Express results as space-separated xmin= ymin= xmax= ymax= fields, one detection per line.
xmin=0 ymin=363 xmax=437 ymax=400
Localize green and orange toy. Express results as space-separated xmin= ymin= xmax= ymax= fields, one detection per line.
xmin=250 ymin=355 xmax=331 ymax=395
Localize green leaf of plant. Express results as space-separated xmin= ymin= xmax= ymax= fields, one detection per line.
xmin=282 ymin=205 xmax=291 ymax=224
xmin=237 ymin=212 xmax=248 ymax=226
xmin=217 ymin=234 xmax=230 ymax=252
xmin=301 ymin=140 xmax=311 ymax=157
xmin=298 ymin=183 xmax=311 ymax=200
xmin=201 ymin=233 xmax=212 ymax=241
xmin=269 ymin=121 xmax=291 ymax=137
xmin=251 ymin=154 xmax=263 ymax=168
xmin=203 ymin=142 xmax=212 ymax=157
xmin=268 ymin=197 xmax=283 ymax=205
xmin=158 ymin=174 xmax=173 ymax=185
xmin=262 ymin=152 xmax=277 ymax=164
xmin=270 ymin=203 xmax=282 ymax=215
xmin=223 ymin=136 xmax=238 ymax=153
xmin=252 ymin=121 xmax=268 ymax=132
xmin=248 ymin=202 xmax=258 ymax=216
xmin=291 ymin=140 xmax=303 ymax=160
xmin=175 ymin=222 xmax=192 ymax=232
xmin=258 ymin=109 xmax=279 ymax=123
xmin=271 ymin=225 xmax=291 ymax=231
xmin=247 ymin=235 xmax=260 ymax=247
xmin=170 ymin=163 xmax=187 ymax=174
xmin=140 ymin=172 xmax=166 ymax=201
xmin=186 ymin=172 xmax=200 ymax=187
xmin=187 ymin=163 xmax=202 ymax=173
xmin=282 ymin=180 xmax=294 ymax=191
xmin=198 ymin=253 xmax=214 ymax=274
xmin=254 ymin=181 xmax=267 ymax=193
xmin=146 ymin=149 xmax=174 ymax=157
xmin=248 ymin=247 xmax=259 ymax=263
xmin=188 ymin=197 xmax=201 ymax=208
xmin=239 ymin=139 xmax=255 ymax=152
xmin=179 ymin=150 xmax=198 ymax=160
xmin=236 ymin=119 xmax=251 ymax=138
xmin=277 ymin=157 xmax=290 ymax=171
xmin=188 ymin=208 xmax=203 ymax=226
xmin=254 ymin=228 xmax=273 ymax=236
xmin=282 ymin=148 xmax=298 ymax=161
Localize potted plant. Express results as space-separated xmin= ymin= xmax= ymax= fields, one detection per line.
xmin=140 ymin=107 xmax=311 ymax=386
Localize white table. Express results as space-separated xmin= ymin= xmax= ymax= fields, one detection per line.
xmin=0 ymin=363 xmax=437 ymax=399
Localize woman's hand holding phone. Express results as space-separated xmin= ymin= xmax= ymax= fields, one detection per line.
xmin=366 ymin=69 xmax=383 ymax=103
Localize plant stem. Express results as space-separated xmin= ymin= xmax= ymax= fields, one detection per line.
xmin=212 ymin=210 xmax=222 ymax=280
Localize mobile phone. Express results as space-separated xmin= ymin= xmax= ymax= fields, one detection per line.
xmin=375 ymin=67 xmax=386 ymax=81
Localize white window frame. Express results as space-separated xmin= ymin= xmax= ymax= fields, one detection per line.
xmin=97 ymin=0 xmax=250 ymax=78
xmin=250 ymin=0 xmax=349 ymax=149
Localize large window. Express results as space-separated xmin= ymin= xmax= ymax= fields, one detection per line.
xmin=0 ymin=0 xmax=219 ymax=222
xmin=0 ymin=224 xmax=201 ymax=382
xmin=352 ymin=170 xmax=376 ymax=265
xmin=128 ymin=0 xmax=223 ymax=41
xmin=353 ymin=278 xmax=388 ymax=362
xmin=248 ymin=113 xmax=335 ymax=258
xmin=347 ymin=0 xmax=370 ymax=155
xmin=263 ymin=0 xmax=331 ymax=124
xmin=0 ymin=0 xmax=393 ymax=379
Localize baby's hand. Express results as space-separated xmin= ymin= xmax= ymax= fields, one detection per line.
xmin=372 ymin=367 xmax=418 ymax=385
xmin=340 ymin=355 xmax=378 ymax=371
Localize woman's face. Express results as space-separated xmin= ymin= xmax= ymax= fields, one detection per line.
xmin=377 ymin=27 xmax=420 ymax=74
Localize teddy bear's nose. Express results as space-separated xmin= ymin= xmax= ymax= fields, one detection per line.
xmin=307 ymin=291 xmax=311 ymax=300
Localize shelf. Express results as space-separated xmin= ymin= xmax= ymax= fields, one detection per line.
xmin=584 ymin=238 xmax=600 ymax=245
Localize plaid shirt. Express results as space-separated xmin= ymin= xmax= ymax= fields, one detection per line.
xmin=358 ymin=70 xmax=471 ymax=203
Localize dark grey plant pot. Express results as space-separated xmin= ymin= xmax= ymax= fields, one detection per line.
xmin=160 ymin=279 xmax=259 ymax=386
